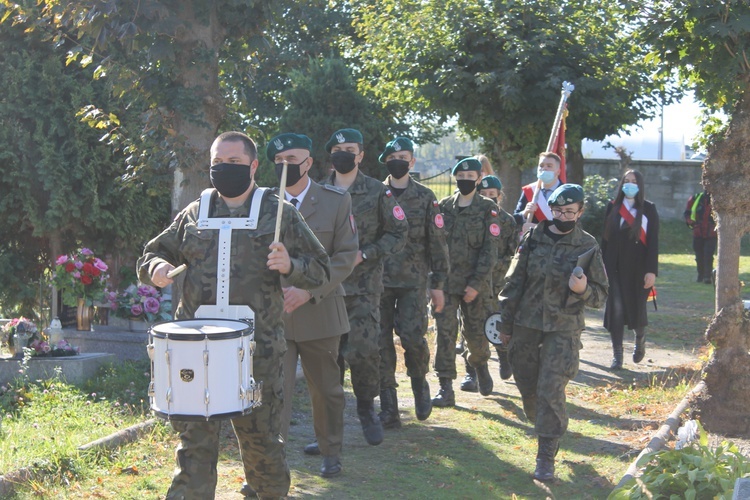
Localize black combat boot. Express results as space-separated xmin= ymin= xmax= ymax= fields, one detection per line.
xmin=497 ymin=347 xmax=512 ymax=380
xmin=475 ymin=363 xmax=494 ymax=396
xmin=533 ymin=437 xmax=559 ymax=482
xmin=610 ymin=346 xmax=623 ymax=370
xmin=411 ymin=376 xmax=432 ymax=421
xmin=378 ymin=387 xmax=401 ymax=429
xmin=460 ymin=359 xmax=478 ymax=392
xmin=633 ymin=334 xmax=646 ymax=363
xmin=357 ymin=398 xmax=384 ymax=445
xmin=431 ymin=377 xmax=455 ymax=407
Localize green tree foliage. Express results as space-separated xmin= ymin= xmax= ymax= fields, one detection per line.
xmin=0 ymin=18 xmax=170 ymax=318
xmin=346 ymin=0 xmax=673 ymax=178
xmin=272 ymin=57 xmax=402 ymax=181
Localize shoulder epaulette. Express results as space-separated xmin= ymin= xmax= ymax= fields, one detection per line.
xmin=323 ymin=184 xmax=347 ymax=195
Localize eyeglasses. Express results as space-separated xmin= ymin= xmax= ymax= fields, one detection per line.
xmin=551 ymin=208 xmax=580 ymax=220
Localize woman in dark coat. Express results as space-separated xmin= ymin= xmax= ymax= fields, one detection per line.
xmin=602 ymin=170 xmax=659 ymax=369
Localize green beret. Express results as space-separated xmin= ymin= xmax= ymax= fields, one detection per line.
xmin=479 ymin=175 xmax=502 ymax=191
xmin=451 ymin=157 xmax=482 ymax=175
xmin=325 ymin=128 xmax=364 ymax=153
xmin=548 ymin=183 xmax=584 ymax=206
xmin=266 ymin=133 xmax=312 ymax=162
xmin=378 ymin=137 xmax=414 ymax=163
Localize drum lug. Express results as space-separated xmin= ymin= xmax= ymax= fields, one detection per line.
xmin=166 ymin=387 xmax=172 ymax=403
xmin=147 ymin=343 xmax=154 ymax=361
xmin=148 ymin=381 xmax=155 ymax=397
xmin=249 ymin=341 xmax=256 ymax=356
xmin=204 ymin=388 xmax=210 ymax=406
xmin=238 ymin=347 xmax=244 ymax=362
xmin=203 ymin=349 xmax=209 ymax=365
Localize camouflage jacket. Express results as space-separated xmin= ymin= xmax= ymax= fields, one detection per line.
xmin=490 ymin=206 xmax=518 ymax=296
xmin=499 ymin=221 xmax=608 ymax=335
xmin=438 ymin=192 xmax=500 ymax=295
xmin=137 ymin=187 xmax=331 ymax=343
xmin=382 ymin=176 xmax=449 ymax=290
xmin=324 ymin=170 xmax=408 ymax=295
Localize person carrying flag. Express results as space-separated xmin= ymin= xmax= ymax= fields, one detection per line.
xmin=513 ymin=152 xmax=564 ymax=235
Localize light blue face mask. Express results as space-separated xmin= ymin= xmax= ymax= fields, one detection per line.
xmin=537 ymin=169 xmax=555 ymax=184
xmin=622 ymin=183 xmax=639 ymax=199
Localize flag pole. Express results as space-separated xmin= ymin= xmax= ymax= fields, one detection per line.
xmin=526 ymin=81 xmax=575 ymax=223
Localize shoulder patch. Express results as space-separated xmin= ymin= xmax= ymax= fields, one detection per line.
xmin=385 ymin=189 xmax=393 ymax=197
xmin=491 ymin=209 xmax=498 ymax=217
xmin=434 ymin=213 xmax=444 ymax=228
xmin=432 ymin=199 xmax=439 ymax=207
xmin=489 ymin=223 xmax=500 ymax=237
xmin=393 ymin=205 xmax=406 ymax=221
xmin=323 ymin=184 xmax=347 ymax=195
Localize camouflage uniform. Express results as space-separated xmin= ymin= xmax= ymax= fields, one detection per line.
xmin=323 ymin=170 xmax=408 ymax=401
xmin=379 ymin=177 xmax=448 ymax=405
xmin=138 ymin=187 xmax=330 ymax=499
xmin=433 ymin=193 xmax=500 ymax=378
xmin=499 ymin=221 xmax=608 ymax=438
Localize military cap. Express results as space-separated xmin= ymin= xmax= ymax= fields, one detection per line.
xmin=266 ymin=133 xmax=312 ymax=162
xmin=378 ymin=137 xmax=414 ymax=163
xmin=548 ymin=183 xmax=584 ymax=206
xmin=479 ymin=175 xmax=502 ymax=191
xmin=451 ymin=157 xmax=482 ymax=175
xmin=325 ymin=128 xmax=364 ymax=153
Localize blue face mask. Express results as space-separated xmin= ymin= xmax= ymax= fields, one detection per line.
xmin=622 ymin=183 xmax=639 ymax=199
xmin=537 ymin=169 xmax=555 ymax=184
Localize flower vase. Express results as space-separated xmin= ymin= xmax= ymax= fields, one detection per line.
xmin=76 ymin=298 xmax=93 ymax=331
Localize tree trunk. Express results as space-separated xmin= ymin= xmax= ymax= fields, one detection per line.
xmin=694 ymin=86 xmax=750 ymax=436
xmin=170 ymin=4 xmax=226 ymax=214
xmin=492 ymin=143 xmax=522 ymax=213
xmin=566 ymin=143 xmax=584 ymax=186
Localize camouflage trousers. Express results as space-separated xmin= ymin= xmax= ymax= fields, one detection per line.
xmin=338 ymin=294 xmax=382 ymax=401
xmin=165 ymin=338 xmax=290 ymax=499
xmin=379 ymin=286 xmax=430 ymax=389
xmin=433 ymin=292 xmax=492 ymax=379
xmin=508 ymin=325 xmax=581 ymax=438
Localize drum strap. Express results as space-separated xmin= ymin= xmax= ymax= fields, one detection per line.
xmin=193 ymin=188 xmax=266 ymax=320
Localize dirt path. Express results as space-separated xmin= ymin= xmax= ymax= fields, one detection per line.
xmin=211 ymin=308 xmax=705 ymax=499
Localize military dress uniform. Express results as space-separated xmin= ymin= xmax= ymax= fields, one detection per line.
xmin=279 ymin=180 xmax=358 ymax=466
xmin=379 ymin=174 xmax=448 ymax=426
xmin=498 ymin=184 xmax=608 ymax=482
xmin=138 ymin=187 xmax=330 ymax=500
xmin=323 ymin=169 xmax=408 ymax=443
xmin=433 ymin=191 xmax=500 ymax=399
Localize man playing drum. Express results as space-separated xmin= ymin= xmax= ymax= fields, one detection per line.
xmin=138 ymin=131 xmax=331 ymax=500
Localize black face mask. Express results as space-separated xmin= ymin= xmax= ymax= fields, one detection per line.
xmin=331 ymin=151 xmax=357 ymax=174
xmin=275 ymin=158 xmax=308 ymax=187
xmin=456 ymin=179 xmax=477 ymax=196
xmin=210 ymin=163 xmax=252 ymax=198
xmin=552 ymin=218 xmax=577 ymax=233
xmin=386 ymin=159 xmax=410 ymax=180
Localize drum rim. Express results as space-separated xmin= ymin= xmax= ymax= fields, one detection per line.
xmin=150 ymin=317 xmax=253 ymax=340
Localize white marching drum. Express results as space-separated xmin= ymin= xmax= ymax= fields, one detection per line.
xmin=147 ymin=319 xmax=262 ymax=421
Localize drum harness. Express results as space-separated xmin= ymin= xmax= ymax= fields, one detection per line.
xmin=151 ymin=187 xmax=267 ymax=418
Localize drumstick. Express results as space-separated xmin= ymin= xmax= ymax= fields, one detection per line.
xmin=167 ymin=264 xmax=187 ymax=278
xmin=273 ymin=160 xmax=288 ymax=245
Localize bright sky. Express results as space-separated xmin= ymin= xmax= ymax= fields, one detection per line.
xmin=582 ymin=92 xmax=708 ymax=161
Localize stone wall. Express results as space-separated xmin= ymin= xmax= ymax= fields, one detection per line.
xmin=521 ymin=159 xmax=705 ymax=220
